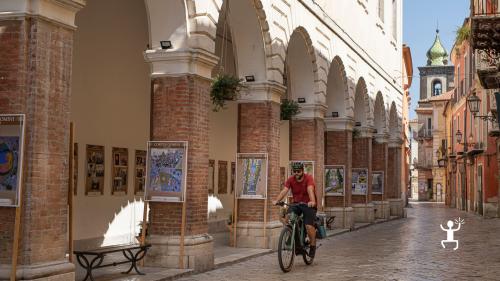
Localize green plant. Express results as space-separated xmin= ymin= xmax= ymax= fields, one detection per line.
xmin=455 ymin=25 xmax=470 ymax=46
xmin=352 ymin=128 xmax=361 ymax=138
xmin=280 ymin=99 xmax=300 ymax=120
xmin=210 ymin=74 xmax=245 ymax=112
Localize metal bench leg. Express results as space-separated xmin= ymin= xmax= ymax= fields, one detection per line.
xmin=122 ymin=248 xmax=147 ymax=275
xmin=76 ymin=254 xmax=104 ymax=281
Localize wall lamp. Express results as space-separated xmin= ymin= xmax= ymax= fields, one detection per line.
xmin=160 ymin=41 xmax=172 ymax=50
xmin=297 ymin=98 xmax=306 ymax=103
xmin=245 ymin=75 xmax=255 ymax=82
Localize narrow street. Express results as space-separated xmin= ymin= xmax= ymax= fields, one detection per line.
xmin=179 ymin=203 xmax=500 ymax=281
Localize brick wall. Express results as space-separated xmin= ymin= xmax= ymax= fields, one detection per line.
xmin=372 ymin=142 xmax=388 ymax=200
xmin=352 ymin=137 xmax=372 ymax=202
xmin=325 ymin=130 xmax=352 ymax=207
xmin=150 ymin=75 xmax=211 ymax=236
xmin=387 ymin=147 xmax=402 ymax=199
xmin=238 ymin=102 xmax=280 ymax=222
xmin=0 ymin=18 xmax=73 ymax=265
xmin=290 ymin=119 xmax=325 ymax=209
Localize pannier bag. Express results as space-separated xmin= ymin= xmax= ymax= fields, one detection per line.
xmin=315 ymin=213 xmax=327 ymax=239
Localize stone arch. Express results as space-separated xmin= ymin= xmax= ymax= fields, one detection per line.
xmin=389 ymin=101 xmax=400 ymax=139
xmin=374 ymin=92 xmax=387 ymax=134
xmin=285 ymin=26 xmax=320 ymax=104
xmin=326 ymin=56 xmax=349 ymax=118
xmin=354 ymin=77 xmax=372 ymax=127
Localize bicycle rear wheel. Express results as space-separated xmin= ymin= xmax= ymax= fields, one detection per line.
xmin=278 ymin=226 xmax=294 ymax=272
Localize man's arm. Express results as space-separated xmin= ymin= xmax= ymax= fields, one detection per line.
xmin=273 ymin=187 xmax=290 ymax=205
xmin=307 ymin=185 xmax=316 ymax=207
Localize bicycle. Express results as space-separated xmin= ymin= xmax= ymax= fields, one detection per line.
xmin=275 ymin=201 xmax=316 ymax=272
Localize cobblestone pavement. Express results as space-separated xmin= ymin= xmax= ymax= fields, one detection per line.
xmin=178 ymin=203 xmax=500 ymax=281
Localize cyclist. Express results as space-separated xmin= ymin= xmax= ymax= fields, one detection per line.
xmin=273 ymin=161 xmax=317 ymax=258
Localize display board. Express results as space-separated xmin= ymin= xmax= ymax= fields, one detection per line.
xmin=85 ymin=145 xmax=105 ymax=196
xmin=324 ymin=165 xmax=345 ymax=195
xmin=372 ymin=171 xmax=384 ymax=194
xmin=134 ymin=150 xmax=146 ymax=195
xmin=145 ymin=141 xmax=187 ymax=202
xmin=351 ymin=168 xmax=368 ymax=195
xmin=0 ymin=114 xmax=25 ymax=207
xmin=236 ymin=153 xmax=268 ymax=199
xmin=112 ymin=147 xmax=129 ymax=195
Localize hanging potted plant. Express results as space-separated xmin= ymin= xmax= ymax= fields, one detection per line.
xmin=210 ymin=74 xmax=245 ymax=112
xmin=280 ymin=99 xmax=300 ymax=120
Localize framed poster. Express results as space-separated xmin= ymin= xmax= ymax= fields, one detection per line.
xmin=145 ymin=141 xmax=187 ymax=202
xmin=351 ymin=168 xmax=368 ymax=195
xmin=236 ymin=153 xmax=268 ymax=199
xmin=134 ymin=150 xmax=146 ymax=195
xmin=288 ymin=160 xmax=314 ymax=177
xmin=372 ymin=171 xmax=384 ymax=194
xmin=208 ymin=160 xmax=215 ymax=194
xmin=85 ymin=145 xmax=105 ymax=196
xmin=73 ymin=142 xmax=78 ymax=196
xmin=112 ymin=147 xmax=128 ymax=195
xmin=218 ymin=160 xmax=228 ymax=194
xmin=324 ymin=165 xmax=345 ymax=195
xmin=0 ymin=114 xmax=25 ymax=207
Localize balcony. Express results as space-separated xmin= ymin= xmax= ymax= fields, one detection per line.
xmin=489 ymin=117 xmax=500 ymax=136
xmin=475 ymin=49 xmax=500 ymax=89
xmin=471 ymin=0 xmax=500 ymax=51
xmin=415 ymin=160 xmax=433 ymax=170
xmin=417 ymin=127 xmax=433 ymax=140
xmin=467 ymin=141 xmax=485 ymax=156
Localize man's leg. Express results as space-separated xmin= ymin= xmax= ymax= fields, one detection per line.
xmin=302 ymin=206 xmax=317 ymax=258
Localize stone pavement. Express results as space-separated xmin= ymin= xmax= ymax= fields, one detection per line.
xmin=176 ymin=203 xmax=500 ymax=281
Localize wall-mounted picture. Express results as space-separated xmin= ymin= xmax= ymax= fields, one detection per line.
xmin=231 ymin=162 xmax=235 ymax=194
xmin=112 ymin=147 xmax=128 ymax=195
xmin=352 ymin=168 xmax=368 ymax=195
xmin=0 ymin=114 xmax=25 ymax=207
xmin=288 ymin=161 xmax=314 ymax=177
xmin=134 ymin=150 xmax=146 ymax=195
xmin=218 ymin=160 xmax=228 ymax=194
xmin=73 ymin=143 xmax=78 ymax=196
xmin=325 ymin=165 xmax=344 ymax=195
xmin=236 ymin=153 xmax=267 ymax=199
xmin=208 ymin=160 xmax=215 ymax=195
xmin=85 ymin=145 xmax=105 ymax=196
xmin=145 ymin=141 xmax=187 ymax=202
xmin=372 ymin=171 xmax=384 ymax=194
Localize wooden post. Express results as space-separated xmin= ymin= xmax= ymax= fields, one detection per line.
xmin=233 ymin=198 xmax=238 ymax=248
xmin=139 ymin=201 xmax=148 ymax=267
xmin=263 ymin=198 xmax=268 ymax=249
xmin=178 ymin=200 xmax=187 ymax=269
xmin=68 ymin=122 xmax=74 ymax=263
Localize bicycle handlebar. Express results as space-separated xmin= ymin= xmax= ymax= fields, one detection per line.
xmin=276 ymin=201 xmax=307 ymax=207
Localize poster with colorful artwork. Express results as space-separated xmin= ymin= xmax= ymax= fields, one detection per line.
xmin=236 ymin=153 xmax=267 ymax=199
xmin=352 ymin=168 xmax=368 ymax=195
xmin=372 ymin=171 xmax=384 ymax=194
xmin=145 ymin=141 xmax=187 ymax=202
xmin=324 ymin=165 xmax=345 ymax=195
xmin=134 ymin=150 xmax=146 ymax=195
xmin=112 ymin=147 xmax=128 ymax=195
xmin=85 ymin=145 xmax=105 ymax=196
xmin=0 ymin=114 xmax=25 ymax=207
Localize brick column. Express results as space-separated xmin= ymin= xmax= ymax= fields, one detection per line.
xmin=144 ymin=49 xmax=218 ymax=270
xmin=324 ymin=118 xmax=354 ymax=229
xmin=388 ymin=139 xmax=404 ymax=217
xmin=0 ymin=2 xmax=84 ymax=279
xmin=351 ymin=127 xmax=374 ymax=223
xmin=290 ymin=115 xmax=325 ymax=210
xmin=372 ymin=134 xmax=389 ymax=219
xmin=235 ymin=82 xmax=284 ymax=249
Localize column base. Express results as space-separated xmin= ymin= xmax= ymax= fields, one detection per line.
xmin=323 ymin=207 xmax=354 ymax=229
xmin=352 ymin=203 xmax=375 ymax=223
xmin=146 ymin=234 xmax=214 ymax=271
xmin=373 ymin=201 xmax=390 ymax=219
xmin=0 ymin=260 xmax=75 ymax=281
xmin=483 ymin=202 xmax=498 ymax=218
xmin=388 ymin=198 xmax=404 ymax=217
xmin=234 ymin=221 xmax=282 ymax=250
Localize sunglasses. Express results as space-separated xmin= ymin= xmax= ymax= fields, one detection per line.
xmin=293 ymin=170 xmax=303 ymax=174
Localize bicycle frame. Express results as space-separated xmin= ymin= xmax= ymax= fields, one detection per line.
xmin=287 ymin=210 xmax=306 ymax=250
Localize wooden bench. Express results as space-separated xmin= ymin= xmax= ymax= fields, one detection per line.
xmin=74 ymin=243 xmax=151 ymax=281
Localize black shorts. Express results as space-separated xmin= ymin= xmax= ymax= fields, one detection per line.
xmin=287 ymin=204 xmax=317 ymax=226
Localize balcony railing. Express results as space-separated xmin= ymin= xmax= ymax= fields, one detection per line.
xmin=475 ymin=49 xmax=500 ymax=89
xmin=489 ymin=118 xmax=500 ymax=136
xmin=417 ymin=127 xmax=433 ymax=139
xmin=472 ymin=0 xmax=500 ymax=16
xmin=471 ymin=0 xmax=500 ymax=53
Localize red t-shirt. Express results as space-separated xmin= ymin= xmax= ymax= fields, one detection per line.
xmin=285 ymin=174 xmax=316 ymax=203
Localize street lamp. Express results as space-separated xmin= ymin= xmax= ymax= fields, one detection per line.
xmin=437 ymin=158 xmax=446 ymax=167
xmin=466 ymin=93 xmax=497 ymax=122
xmin=456 ymin=129 xmax=463 ymax=144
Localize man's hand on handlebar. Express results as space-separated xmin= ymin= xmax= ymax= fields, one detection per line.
xmin=308 ymin=201 xmax=316 ymax=208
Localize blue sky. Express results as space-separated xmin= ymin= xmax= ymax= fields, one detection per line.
xmin=403 ymin=0 xmax=470 ymax=119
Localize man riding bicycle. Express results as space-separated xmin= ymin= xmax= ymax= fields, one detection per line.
xmin=273 ymin=161 xmax=317 ymax=258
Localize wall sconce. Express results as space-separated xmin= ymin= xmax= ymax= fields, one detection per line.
xmin=331 ymin=112 xmax=339 ymax=118
xmin=355 ymin=122 xmax=361 ymax=127
xmin=297 ymin=98 xmax=306 ymax=103
xmin=160 ymin=41 xmax=172 ymax=49
xmin=245 ymin=75 xmax=255 ymax=82
xmin=437 ymin=158 xmax=446 ymax=168
xmin=455 ymin=129 xmax=462 ymax=144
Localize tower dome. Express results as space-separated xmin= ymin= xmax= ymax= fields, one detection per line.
xmin=426 ymin=29 xmax=448 ymax=66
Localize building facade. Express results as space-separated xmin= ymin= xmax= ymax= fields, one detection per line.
xmin=0 ymin=0 xmax=408 ymax=279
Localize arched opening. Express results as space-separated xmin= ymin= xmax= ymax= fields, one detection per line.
xmin=432 ymin=79 xmax=442 ymax=96
xmin=354 ymin=78 xmax=369 ymax=127
xmin=326 ymin=56 xmax=348 ymax=118
xmin=374 ymin=92 xmax=386 ymax=134
xmin=389 ymin=102 xmax=400 ymax=139
xmin=286 ymin=29 xmax=316 ymax=104
xmin=71 ymin=0 xmax=150 ymax=260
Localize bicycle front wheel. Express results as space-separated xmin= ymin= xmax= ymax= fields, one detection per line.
xmin=278 ymin=226 xmax=295 ymax=272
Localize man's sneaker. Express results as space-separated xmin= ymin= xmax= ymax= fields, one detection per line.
xmin=308 ymin=245 xmax=316 ymax=258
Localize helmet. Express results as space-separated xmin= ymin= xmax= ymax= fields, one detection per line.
xmin=291 ymin=161 xmax=304 ymax=171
